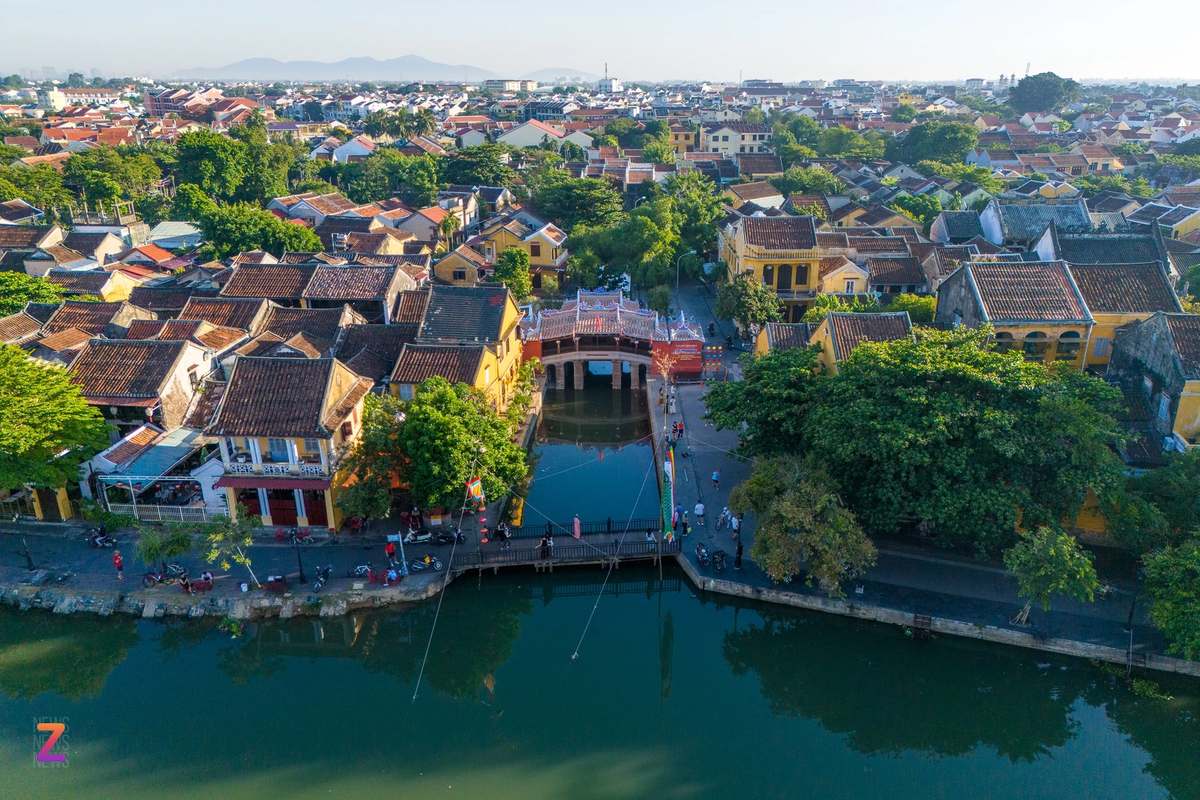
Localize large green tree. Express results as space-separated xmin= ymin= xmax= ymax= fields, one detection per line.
xmin=663 ymin=170 xmax=724 ymax=258
xmin=890 ymin=193 xmax=942 ymax=231
xmin=713 ymin=274 xmax=783 ymax=333
xmin=886 ymin=121 xmax=979 ymax=165
xmin=1142 ymin=538 xmax=1200 ymax=661
xmin=338 ymin=393 xmax=406 ymax=523
xmin=768 ymin=166 xmax=846 ymax=197
xmin=1003 ymin=526 xmax=1098 ymax=625
xmin=730 ymin=456 xmax=876 ymax=593
xmin=0 ymin=272 xmax=65 ymax=316
xmin=531 ymin=175 xmax=624 ymax=232
xmin=492 ymin=247 xmax=533 ymax=301
xmin=0 ymin=346 xmax=109 ymax=489
xmin=442 ymin=143 xmax=517 ymax=187
xmin=397 ymin=377 xmax=528 ymax=510
xmin=1009 ymin=72 xmax=1082 ymax=114
xmin=199 ymin=202 xmax=321 ymax=259
xmin=175 ymin=129 xmax=249 ymax=201
xmin=802 ymin=326 xmax=1126 ymax=556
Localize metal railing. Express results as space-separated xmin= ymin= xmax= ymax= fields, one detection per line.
xmin=506 ymin=517 xmax=662 ymax=538
xmin=451 ymin=537 xmax=680 ymax=570
xmin=106 ymin=503 xmax=223 ymax=523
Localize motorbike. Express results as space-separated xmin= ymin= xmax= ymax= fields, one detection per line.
xmin=87 ymin=526 xmax=116 ymax=548
xmin=711 ymin=549 xmax=728 ymax=573
xmin=404 ymin=527 xmax=432 ymax=545
xmin=696 ymin=543 xmax=711 ymax=569
xmin=435 ymin=528 xmax=466 ymax=546
xmin=313 ymin=565 xmax=333 ymax=592
xmin=841 ymin=563 xmax=860 ymax=581
xmin=707 ymin=322 xmax=716 ymax=337
xmin=410 ymin=555 xmax=443 ymax=572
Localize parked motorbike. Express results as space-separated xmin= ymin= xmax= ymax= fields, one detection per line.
xmin=410 ymin=555 xmax=443 ymax=572
xmin=313 ymin=565 xmax=333 ymax=592
xmin=435 ymin=528 xmax=466 ymax=546
xmin=841 ymin=563 xmax=860 ymax=581
xmin=404 ymin=527 xmax=432 ymax=545
xmin=696 ymin=543 xmax=711 ymax=569
xmin=711 ymin=548 xmax=727 ymax=573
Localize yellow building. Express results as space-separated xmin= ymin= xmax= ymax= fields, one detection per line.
xmin=818 ymin=255 xmax=869 ymax=296
xmin=897 ymin=93 xmax=924 ymax=106
xmin=809 ymin=311 xmax=913 ymax=376
xmin=477 ymin=212 xmax=568 ymax=290
xmin=44 ymin=268 xmax=140 ymax=302
xmin=718 ymin=215 xmax=822 ymax=323
xmin=934 ymin=260 xmax=1093 ymax=369
xmin=753 ymin=322 xmax=813 ymax=356
xmin=432 ymin=244 xmax=491 ymax=287
xmin=669 ymin=123 xmax=697 ymax=155
xmin=1127 ymin=203 xmax=1200 ymax=240
xmin=390 ymin=284 xmax=523 ymax=411
xmin=208 ymin=356 xmax=374 ymax=530
xmin=1068 ymin=263 xmax=1182 ymax=367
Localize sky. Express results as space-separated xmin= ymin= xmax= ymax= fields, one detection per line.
xmin=4 ymin=0 xmax=1199 ymax=84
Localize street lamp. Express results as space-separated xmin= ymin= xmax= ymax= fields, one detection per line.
xmin=675 ymin=250 xmax=696 ymax=316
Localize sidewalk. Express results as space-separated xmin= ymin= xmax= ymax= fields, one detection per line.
xmin=667 ymin=279 xmax=1176 ymax=665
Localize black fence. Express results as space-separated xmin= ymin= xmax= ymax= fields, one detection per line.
xmin=450 ymin=537 xmax=679 ymax=570
xmin=507 ymin=517 xmax=662 ymax=539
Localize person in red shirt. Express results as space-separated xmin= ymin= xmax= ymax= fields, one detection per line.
xmin=113 ymin=551 xmax=124 ymax=580
xmin=385 ymin=541 xmax=397 ymax=566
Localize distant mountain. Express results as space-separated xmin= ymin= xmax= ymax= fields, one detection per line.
xmin=170 ymin=55 xmax=502 ymax=83
xmin=519 ymin=67 xmax=602 ymax=84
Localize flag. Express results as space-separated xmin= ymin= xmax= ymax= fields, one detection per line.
xmin=573 ymin=515 xmax=581 ymax=539
xmin=466 ymin=477 xmax=485 ymax=504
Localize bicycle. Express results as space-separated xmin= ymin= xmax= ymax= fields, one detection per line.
xmin=143 ymin=563 xmax=188 ymax=588
xmin=347 ymin=561 xmax=374 ymax=579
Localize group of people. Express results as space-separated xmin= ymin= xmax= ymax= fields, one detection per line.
xmin=179 ymin=571 xmax=214 ymax=595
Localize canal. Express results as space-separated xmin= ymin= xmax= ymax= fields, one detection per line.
xmin=2 ymin=567 xmax=1199 ymax=800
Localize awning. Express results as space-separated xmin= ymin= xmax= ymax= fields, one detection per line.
xmin=214 ymin=476 xmax=332 ymax=490
xmin=85 ymin=396 xmax=159 ymax=407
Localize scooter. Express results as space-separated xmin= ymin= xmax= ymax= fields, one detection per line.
xmin=313 ymin=565 xmax=333 ymax=592
xmin=87 ymin=526 xmax=116 ymax=547
xmin=712 ymin=549 xmax=727 ymax=573
xmin=696 ymin=543 xmax=711 ymax=569
xmin=404 ymin=527 xmax=432 ymax=545
xmin=707 ymin=322 xmax=716 ymax=337
xmin=435 ymin=528 xmax=466 ymax=546
xmin=410 ymin=555 xmax=443 ymax=572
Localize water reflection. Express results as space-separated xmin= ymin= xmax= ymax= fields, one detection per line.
xmin=541 ymin=378 xmax=651 ymax=445
xmin=723 ymin=609 xmax=1090 ymax=761
xmin=0 ymin=606 xmax=139 ymax=700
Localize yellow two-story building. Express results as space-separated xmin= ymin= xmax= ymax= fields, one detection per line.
xmin=476 ymin=211 xmax=568 ymax=291
xmin=718 ymin=215 xmax=822 ymax=323
xmin=934 ymin=260 xmax=1094 ymax=368
xmin=208 ymin=356 xmax=373 ymax=530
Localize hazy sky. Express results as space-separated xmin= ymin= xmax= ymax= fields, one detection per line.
xmin=4 ymin=0 xmax=1199 ymax=83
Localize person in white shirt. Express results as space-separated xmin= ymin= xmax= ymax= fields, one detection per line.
xmin=694 ymin=502 xmax=705 ymax=525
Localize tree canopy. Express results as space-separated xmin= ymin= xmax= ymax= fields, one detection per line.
xmin=442 ymin=143 xmax=517 ymax=187
xmin=1009 ymin=72 xmax=1082 ymax=114
xmin=768 ymin=165 xmax=846 ymax=197
xmin=493 ymin=247 xmax=533 ymax=301
xmin=886 ymin=121 xmax=979 ymax=165
xmin=1003 ymin=526 xmax=1098 ymax=624
xmin=531 ymin=175 xmax=625 ymax=232
xmin=713 ymin=274 xmax=783 ymax=332
xmin=0 ymin=272 xmax=65 ymax=316
xmin=0 ymin=345 xmax=109 ymax=490
xmin=1142 ymin=539 xmax=1200 ymax=661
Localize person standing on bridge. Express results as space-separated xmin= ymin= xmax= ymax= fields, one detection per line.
xmin=694 ymin=501 xmax=705 ymax=526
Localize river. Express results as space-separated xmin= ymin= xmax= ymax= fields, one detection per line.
xmin=1 ymin=569 xmax=1198 ymax=800
xmin=3 ymin=380 xmax=1198 ymax=799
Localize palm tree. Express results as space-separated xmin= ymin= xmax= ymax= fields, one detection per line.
xmin=386 ymin=109 xmax=413 ymax=142
xmin=412 ymin=108 xmax=437 ymax=139
xmin=438 ymin=213 xmax=461 ymax=252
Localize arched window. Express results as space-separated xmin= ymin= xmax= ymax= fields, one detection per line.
xmin=762 ymin=264 xmax=775 ymax=286
xmin=1055 ymin=331 xmax=1082 ymax=361
xmin=1023 ymin=331 xmax=1049 ymax=361
xmin=993 ymin=331 xmax=1015 ymax=353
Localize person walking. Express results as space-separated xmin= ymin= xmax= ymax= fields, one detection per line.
xmin=711 ymin=470 xmax=720 ymax=490
xmin=734 ymin=541 xmax=743 ymax=569
xmin=731 ymin=513 xmax=741 ymax=540
xmin=682 ymin=519 xmax=689 ymax=537
xmin=694 ymin=501 xmax=705 ymax=526
xmin=385 ymin=540 xmax=397 ymax=565
xmin=113 ymin=550 xmax=124 ymax=581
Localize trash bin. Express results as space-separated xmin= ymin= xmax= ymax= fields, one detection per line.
xmin=266 ymin=575 xmax=287 ymax=593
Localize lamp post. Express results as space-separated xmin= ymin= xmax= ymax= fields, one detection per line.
xmin=675 ymin=250 xmax=696 ymax=316
xmin=294 ymin=536 xmax=307 ymax=584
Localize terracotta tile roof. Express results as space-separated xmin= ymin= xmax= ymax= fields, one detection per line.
xmin=220 ymin=264 xmax=317 ymax=300
xmin=848 ymin=236 xmax=910 ymax=254
xmin=393 ymin=289 xmax=430 ymax=325
xmin=417 ymin=284 xmax=511 ymax=343
xmin=235 ymin=332 xmax=285 ymax=357
xmin=827 ymin=312 xmax=913 ymax=361
xmin=321 ymin=376 xmax=373 ymax=431
xmin=764 ymin=322 xmax=812 ymax=352
xmin=819 ymin=255 xmax=856 ymax=278
xmin=44 ymin=270 xmax=110 ymax=293
xmin=342 ymin=348 xmax=390 ymax=381
xmin=23 ymin=302 xmax=60 ymax=323
xmin=262 ymin=306 xmax=348 ymax=342
xmin=391 ymin=343 xmax=484 ymax=385
xmin=1068 ymin=263 xmax=1182 ymax=315
xmin=178 ymin=297 xmax=266 ymax=331
xmin=1165 ymin=315 xmax=1200 ymax=379
xmin=303 ymin=266 xmax=398 ymax=300
xmin=0 ymin=311 xmax=43 ymax=344
xmin=43 ymin=301 xmax=126 ymax=335
xmin=729 ymin=181 xmax=783 ymax=202
xmin=938 ymin=211 xmax=984 ymax=240
xmin=102 ymin=425 xmax=161 ymax=466
xmin=123 ymin=243 xmax=174 ymax=263
xmin=69 ymin=339 xmax=187 ymax=401
xmin=32 ymin=327 xmax=92 ymax=353
xmin=787 ymin=195 xmax=832 ymax=218
xmin=128 ymin=286 xmax=217 ymax=313
xmin=965 ymin=261 xmax=1092 ymax=323
xmin=741 ymin=216 xmax=818 ymax=250
xmin=185 ymin=378 xmax=226 ymax=429
xmin=816 ymin=231 xmax=848 ymax=250
xmin=210 ymin=357 xmax=335 ymax=438
xmin=336 ymin=324 xmax=416 ymax=369
xmin=867 ymin=257 xmax=925 ymax=286
xmin=124 ymin=319 xmax=171 ymax=340
xmin=0 ymin=225 xmax=57 ymax=249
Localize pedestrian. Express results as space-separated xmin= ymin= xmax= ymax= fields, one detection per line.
xmin=497 ymin=521 xmax=510 ymax=549
xmin=385 ymin=540 xmax=397 ymax=565
xmin=646 ymin=530 xmax=656 ymax=544
xmin=694 ymin=501 xmax=705 ymax=526
xmin=734 ymin=541 xmax=743 ymax=569
xmin=682 ymin=519 xmax=689 ymax=537
xmin=678 ymin=420 xmax=685 ymax=438
xmin=712 ymin=470 xmax=720 ymax=490
xmin=731 ymin=513 xmax=740 ymax=539
xmin=113 ymin=550 xmax=124 ymax=581
xmin=179 ymin=574 xmax=191 ymax=595
xmin=658 ymin=387 xmax=664 ymax=405
xmin=538 ymin=534 xmax=548 ymax=559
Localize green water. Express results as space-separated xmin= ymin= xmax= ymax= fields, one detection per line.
xmin=1 ymin=567 xmax=1198 ymax=800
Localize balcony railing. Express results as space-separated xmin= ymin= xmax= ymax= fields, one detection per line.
xmin=224 ymin=461 xmax=329 ymax=477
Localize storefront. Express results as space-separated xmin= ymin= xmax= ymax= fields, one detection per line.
xmin=216 ymin=476 xmax=336 ymax=530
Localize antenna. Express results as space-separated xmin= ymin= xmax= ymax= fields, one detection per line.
xmin=1025 ymin=62 xmax=1031 ymax=77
